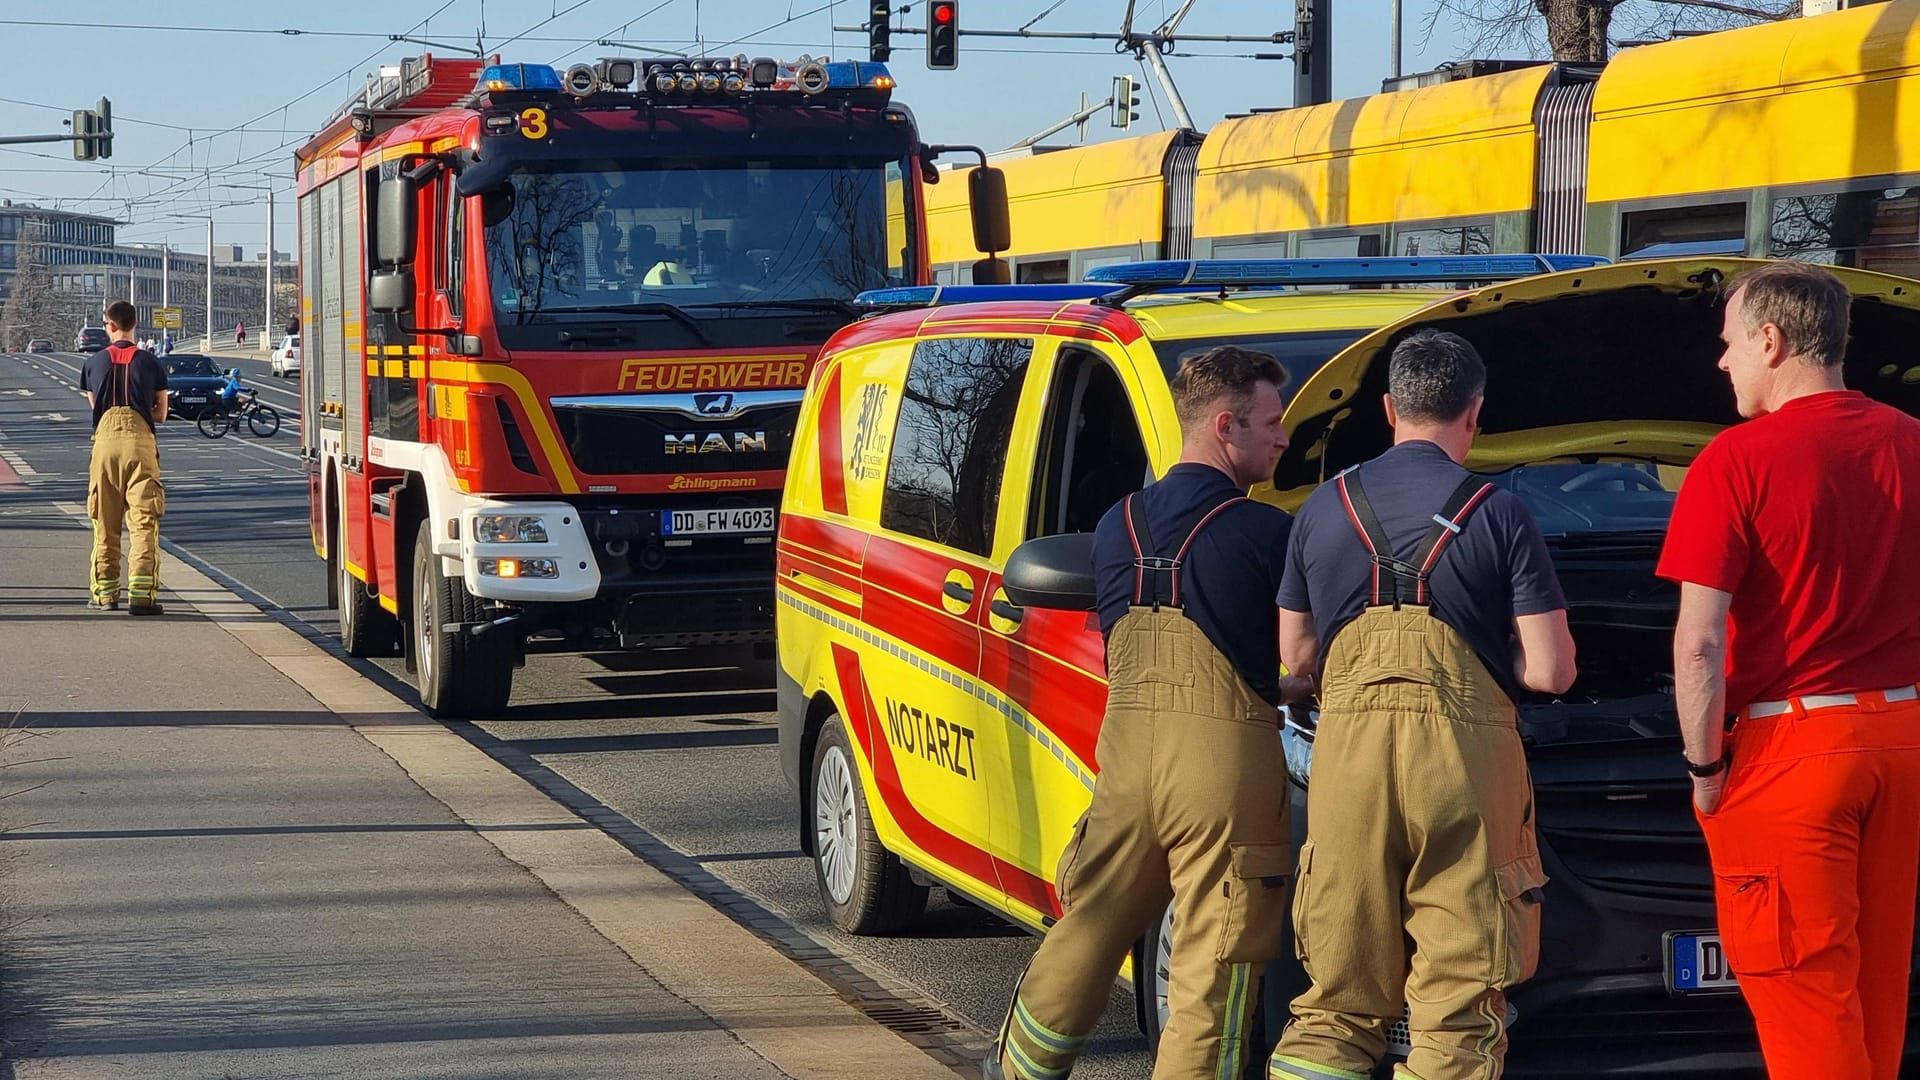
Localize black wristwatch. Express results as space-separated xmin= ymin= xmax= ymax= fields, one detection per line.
xmin=1684 ymin=749 xmax=1730 ymax=778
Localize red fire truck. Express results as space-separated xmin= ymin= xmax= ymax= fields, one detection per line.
xmin=295 ymin=53 xmax=1007 ymax=716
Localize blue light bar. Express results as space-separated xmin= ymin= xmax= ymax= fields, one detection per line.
xmin=1084 ymin=255 xmax=1609 ymax=287
xmin=857 ymin=284 xmax=1115 ymax=306
xmin=823 ymin=61 xmax=894 ymax=89
xmin=478 ymin=63 xmax=564 ymax=92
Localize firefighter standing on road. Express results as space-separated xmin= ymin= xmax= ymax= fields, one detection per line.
xmin=1268 ymin=330 xmax=1574 ymax=1080
xmin=990 ymin=346 xmax=1307 ymax=1080
xmin=1660 ymin=262 xmax=1920 ymax=1079
xmin=80 ymin=300 xmax=169 ymax=615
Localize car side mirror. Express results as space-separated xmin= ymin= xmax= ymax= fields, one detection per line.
xmin=1003 ymin=533 xmax=1098 ymax=611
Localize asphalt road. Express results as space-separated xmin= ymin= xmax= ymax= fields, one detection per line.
xmin=0 ymin=349 xmax=1153 ymax=1078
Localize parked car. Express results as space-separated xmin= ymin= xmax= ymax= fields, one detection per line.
xmin=270 ymin=334 xmax=301 ymax=378
xmin=161 ymin=355 xmax=229 ymax=419
xmin=73 ymin=326 xmax=110 ymax=352
xmin=26 ymin=339 xmax=54 ymax=354
xmin=778 ymin=256 xmax=1920 ymax=1076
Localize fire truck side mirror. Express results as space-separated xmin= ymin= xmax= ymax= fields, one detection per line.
xmin=968 ymin=166 xmax=1010 ymax=255
xmin=971 ymin=257 xmax=1011 ymax=286
xmin=375 ymin=175 xmax=419 ymax=268
xmin=368 ymin=269 xmax=416 ymax=315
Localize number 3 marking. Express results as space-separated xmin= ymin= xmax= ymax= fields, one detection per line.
xmin=519 ymin=107 xmax=548 ymax=139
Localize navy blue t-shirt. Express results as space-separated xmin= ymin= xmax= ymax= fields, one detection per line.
xmin=1276 ymin=441 xmax=1566 ymax=702
xmin=1093 ymin=463 xmax=1293 ymax=705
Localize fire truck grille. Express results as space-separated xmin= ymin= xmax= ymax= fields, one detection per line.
xmin=552 ymin=401 xmax=799 ymax=476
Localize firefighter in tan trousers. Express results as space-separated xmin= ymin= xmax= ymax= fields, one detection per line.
xmin=990 ymin=345 xmax=1309 ymax=1080
xmin=1268 ymin=330 xmax=1575 ymax=1080
xmin=79 ymin=300 xmax=170 ymax=615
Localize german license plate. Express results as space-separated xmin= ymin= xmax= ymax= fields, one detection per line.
xmin=664 ymin=507 xmax=776 ymax=536
xmin=1665 ymin=930 xmax=1740 ymax=994
xmin=181 ymin=395 xmax=206 ymax=403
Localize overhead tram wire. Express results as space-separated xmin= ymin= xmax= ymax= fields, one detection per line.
xmin=548 ymin=0 xmax=679 ymax=65
xmin=491 ymin=0 xmax=607 ymax=52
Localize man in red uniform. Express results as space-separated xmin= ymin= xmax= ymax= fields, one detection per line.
xmin=1659 ymin=260 xmax=1920 ymax=1078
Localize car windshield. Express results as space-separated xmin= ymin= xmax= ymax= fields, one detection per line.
xmin=485 ymin=158 xmax=904 ymax=324
xmin=1152 ymin=330 xmax=1369 ymax=395
xmin=165 ymin=357 xmax=217 ymax=377
xmin=1486 ymin=461 xmax=1678 ymax=537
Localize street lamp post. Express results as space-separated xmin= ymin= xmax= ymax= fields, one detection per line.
xmin=222 ymin=182 xmax=281 ymax=355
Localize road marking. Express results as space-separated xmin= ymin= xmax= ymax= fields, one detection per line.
xmin=31 ymin=412 xmax=71 ymax=423
xmin=5 ymin=388 xmax=33 ymax=396
xmin=1 ymin=449 xmax=37 ymax=475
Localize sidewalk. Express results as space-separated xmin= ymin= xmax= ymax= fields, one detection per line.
xmin=0 ymin=504 xmax=958 ymax=1079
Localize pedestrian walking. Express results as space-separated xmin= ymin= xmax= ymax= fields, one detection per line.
xmin=1268 ymin=329 xmax=1574 ymax=1080
xmin=1659 ymin=261 xmax=1920 ymax=1079
xmin=79 ymin=300 xmax=169 ymax=616
xmin=235 ymin=320 xmax=246 ymax=349
xmin=989 ymin=346 xmax=1308 ymax=1080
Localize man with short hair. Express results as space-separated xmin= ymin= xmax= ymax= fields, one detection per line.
xmin=1269 ymin=329 xmax=1574 ymax=1080
xmin=1659 ymin=261 xmax=1920 ymax=1079
xmin=80 ymin=300 xmax=168 ymax=615
xmin=991 ymin=345 xmax=1306 ymax=1080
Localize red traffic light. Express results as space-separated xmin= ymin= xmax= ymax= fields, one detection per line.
xmin=932 ymin=2 xmax=954 ymax=22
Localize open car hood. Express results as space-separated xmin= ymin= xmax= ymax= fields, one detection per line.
xmin=1267 ymin=257 xmax=1920 ymax=503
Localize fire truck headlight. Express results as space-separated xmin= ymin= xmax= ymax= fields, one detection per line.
xmin=722 ymin=72 xmax=745 ymax=93
xmin=653 ymin=72 xmax=677 ymax=93
xmin=749 ymin=58 xmax=779 ymax=87
xmin=697 ymin=72 xmax=722 ymax=92
xmin=479 ymin=557 xmax=558 ymax=579
xmin=475 ymin=514 xmax=550 ymax=544
xmin=676 ymin=73 xmax=698 ymax=92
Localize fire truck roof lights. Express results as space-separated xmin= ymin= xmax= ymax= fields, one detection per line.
xmin=1083 ymin=255 xmax=1610 ymax=288
xmin=476 ymin=63 xmax=565 ymax=93
xmin=639 ymin=57 xmax=894 ymax=99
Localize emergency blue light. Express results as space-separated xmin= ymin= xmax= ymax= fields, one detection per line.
xmin=1085 ymin=255 xmax=1609 ymax=288
xmin=823 ymin=61 xmax=896 ymax=90
xmin=856 ymin=284 xmax=1114 ymax=306
xmin=478 ymin=63 xmax=565 ymax=93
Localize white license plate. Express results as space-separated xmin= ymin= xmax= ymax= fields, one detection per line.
xmin=1665 ymin=930 xmax=1740 ymax=994
xmin=181 ymin=396 xmax=206 ymax=403
xmin=664 ymin=507 xmax=776 ymax=536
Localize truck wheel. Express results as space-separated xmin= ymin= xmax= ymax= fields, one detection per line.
xmin=411 ymin=520 xmax=513 ymax=718
xmin=338 ymin=517 xmax=398 ymax=657
xmin=811 ymin=713 xmax=927 ymax=934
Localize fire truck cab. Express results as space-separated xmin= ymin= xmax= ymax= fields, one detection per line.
xmin=297 ymin=53 xmax=1008 ymax=716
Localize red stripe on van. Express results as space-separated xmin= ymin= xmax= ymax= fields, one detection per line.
xmin=816 ymin=365 xmax=848 ymax=515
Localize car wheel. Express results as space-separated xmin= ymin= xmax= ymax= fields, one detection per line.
xmin=810 ymin=713 xmax=928 ymax=934
xmin=1134 ymin=898 xmax=1276 ymax=1078
xmin=411 ymin=520 xmax=513 ymax=718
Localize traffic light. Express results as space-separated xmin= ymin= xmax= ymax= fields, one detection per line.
xmin=70 ymin=98 xmax=112 ymax=161
xmin=926 ymin=0 xmax=958 ymax=70
xmin=1111 ymin=74 xmax=1140 ymax=130
xmin=868 ymin=1 xmax=891 ymax=62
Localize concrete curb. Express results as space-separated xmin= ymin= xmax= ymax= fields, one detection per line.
xmin=52 ymin=503 xmax=967 ymax=1080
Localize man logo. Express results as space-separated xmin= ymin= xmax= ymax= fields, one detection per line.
xmin=665 ymin=431 xmax=770 ymax=454
xmin=695 ymin=393 xmax=735 ymax=416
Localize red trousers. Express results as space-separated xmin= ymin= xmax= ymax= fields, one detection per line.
xmin=1698 ymin=692 xmax=1920 ymax=1079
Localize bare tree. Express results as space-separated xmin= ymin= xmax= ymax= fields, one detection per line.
xmin=1 ymin=226 xmax=63 ymax=350
xmin=1422 ymin=0 xmax=1798 ymax=62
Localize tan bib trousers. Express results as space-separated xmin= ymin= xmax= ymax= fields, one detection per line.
xmin=996 ymin=494 xmax=1293 ymax=1080
xmin=88 ymin=406 xmax=165 ymax=604
xmin=1269 ymin=473 xmax=1546 ymax=1080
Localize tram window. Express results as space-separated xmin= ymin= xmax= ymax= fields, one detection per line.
xmin=1396 ymin=224 xmax=1493 ymax=257
xmin=1212 ymin=238 xmax=1290 ymax=259
xmin=1621 ymin=202 xmax=1746 ymax=259
xmin=1770 ymin=188 xmax=1920 ymax=278
xmin=1297 ymin=233 xmax=1383 ymax=258
xmin=1016 ymin=258 xmax=1070 ymax=284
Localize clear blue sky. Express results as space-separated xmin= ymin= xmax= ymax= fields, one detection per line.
xmin=0 ymin=0 xmax=1475 ymax=254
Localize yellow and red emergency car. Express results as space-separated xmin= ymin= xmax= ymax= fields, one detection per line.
xmin=779 ymin=256 xmax=1920 ymax=1073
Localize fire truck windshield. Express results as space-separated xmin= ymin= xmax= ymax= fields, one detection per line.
xmin=484 ymin=158 xmax=904 ymax=324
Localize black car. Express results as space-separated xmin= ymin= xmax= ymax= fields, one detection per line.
xmin=74 ymin=326 xmax=110 ymax=352
xmin=161 ymin=355 xmax=228 ymax=419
